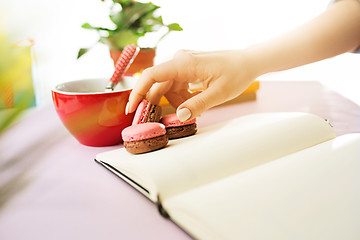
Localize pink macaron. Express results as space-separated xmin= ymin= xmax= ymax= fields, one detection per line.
xmin=132 ymin=99 xmax=162 ymax=125
xmin=122 ymin=122 xmax=168 ymax=154
xmin=160 ymin=113 xmax=197 ymax=139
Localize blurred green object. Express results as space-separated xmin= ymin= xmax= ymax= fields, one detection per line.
xmin=77 ymin=0 xmax=183 ymax=58
xmin=0 ymin=34 xmax=35 ymax=134
xmin=0 ymin=31 xmax=36 ymax=211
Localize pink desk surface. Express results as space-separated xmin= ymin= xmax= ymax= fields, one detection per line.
xmin=0 ymin=81 xmax=359 ymax=240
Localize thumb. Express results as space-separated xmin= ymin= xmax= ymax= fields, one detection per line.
xmin=176 ymin=86 xmax=223 ymax=122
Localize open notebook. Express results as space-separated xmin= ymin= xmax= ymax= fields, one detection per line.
xmin=95 ymin=112 xmax=360 ymax=240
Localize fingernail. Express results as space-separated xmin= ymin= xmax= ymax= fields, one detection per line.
xmin=125 ymin=102 xmax=130 ymax=115
xmin=177 ymin=108 xmax=191 ymax=122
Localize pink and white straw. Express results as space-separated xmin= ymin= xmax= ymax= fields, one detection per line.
xmin=106 ymin=44 xmax=139 ymax=91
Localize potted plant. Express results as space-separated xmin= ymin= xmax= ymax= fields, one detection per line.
xmin=77 ymin=0 xmax=183 ymax=74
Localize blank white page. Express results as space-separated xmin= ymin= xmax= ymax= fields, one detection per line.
xmin=165 ymin=133 xmax=360 ymax=240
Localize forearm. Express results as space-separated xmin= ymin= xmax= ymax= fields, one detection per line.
xmin=244 ymin=0 xmax=360 ymax=77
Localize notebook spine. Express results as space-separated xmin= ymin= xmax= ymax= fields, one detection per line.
xmin=157 ymin=195 xmax=170 ymax=218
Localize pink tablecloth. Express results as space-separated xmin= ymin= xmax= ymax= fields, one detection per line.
xmin=0 ymin=81 xmax=359 ymax=240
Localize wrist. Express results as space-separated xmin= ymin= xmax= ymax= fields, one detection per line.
xmin=222 ymin=49 xmax=262 ymax=82
xmin=242 ymin=45 xmax=273 ymax=78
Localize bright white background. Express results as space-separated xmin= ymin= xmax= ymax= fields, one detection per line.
xmin=1 ymin=0 xmax=359 ymax=105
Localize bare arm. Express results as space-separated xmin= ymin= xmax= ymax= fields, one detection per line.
xmin=246 ymin=0 xmax=360 ymax=76
xmin=127 ymin=0 xmax=360 ymax=121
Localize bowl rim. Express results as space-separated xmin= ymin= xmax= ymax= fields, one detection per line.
xmin=51 ymin=77 xmax=134 ymax=95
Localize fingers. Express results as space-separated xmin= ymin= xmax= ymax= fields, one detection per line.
xmin=147 ymin=82 xmax=173 ymax=105
xmin=128 ymin=49 xmax=201 ymax=113
xmin=176 ymin=82 xmax=227 ymax=122
xmin=164 ymin=88 xmax=193 ymax=109
xmin=127 ymin=60 xmax=179 ymax=113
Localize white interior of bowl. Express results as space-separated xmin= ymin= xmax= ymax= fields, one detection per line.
xmin=53 ymin=77 xmax=136 ymax=94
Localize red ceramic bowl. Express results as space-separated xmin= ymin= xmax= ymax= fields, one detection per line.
xmin=52 ymin=77 xmax=135 ymax=147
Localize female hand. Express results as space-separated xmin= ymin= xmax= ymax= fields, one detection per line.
xmin=127 ymin=49 xmax=257 ymax=122
xmin=127 ymin=0 xmax=360 ymax=122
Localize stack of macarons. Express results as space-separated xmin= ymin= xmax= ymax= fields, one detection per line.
xmin=160 ymin=113 xmax=197 ymax=140
xmin=121 ymin=100 xmax=197 ymax=154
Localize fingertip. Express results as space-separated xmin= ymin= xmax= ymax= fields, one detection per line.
xmin=128 ymin=100 xmax=140 ymax=114
xmin=177 ymin=107 xmax=192 ymax=122
xmin=177 ymin=88 xmax=218 ymax=121
xmin=127 ymin=93 xmax=140 ymax=114
xmin=125 ymin=102 xmax=129 ymax=115
xmin=127 ymin=68 xmax=156 ymax=112
xmin=128 ymin=90 xmax=152 ymax=115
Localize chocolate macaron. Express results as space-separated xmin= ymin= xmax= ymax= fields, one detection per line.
xmin=160 ymin=113 xmax=197 ymax=139
xmin=122 ymin=122 xmax=168 ymax=154
xmin=132 ymin=99 xmax=162 ymax=125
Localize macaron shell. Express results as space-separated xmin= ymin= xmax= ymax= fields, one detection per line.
xmin=132 ymin=100 xmax=150 ymax=125
xmin=160 ymin=113 xmax=196 ymax=127
xmin=122 ymin=122 xmax=166 ymax=142
xmin=124 ymin=135 xmax=168 ymax=154
xmin=166 ymin=123 xmax=197 ymax=139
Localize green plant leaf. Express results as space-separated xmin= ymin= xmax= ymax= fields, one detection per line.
xmin=77 ymin=48 xmax=89 ymax=59
xmin=122 ymin=3 xmax=159 ymax=29
xmin=81 ymin=23 xmax=94 ymax=29
xmin=110 ymin=30 xmax=140 ymax=49
xmin=109 ymin=3 xmax=124 ymax=27
xmin=154 ymin=23 xmax=183 ymax=47
xmin=141 ymin=15 xmax=164 ymax=26
xmin=81 ymin=23 xmax=114 ymax=33
xmin=116 ymin=0 xmax=132 ymax=9
xmin=109 ymin=14 xmax=122 ymax=28
xmin=167 ymin=23 xmax=183 ymax=31
xmin=137 ymin=15 xmax=164 ymax=34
